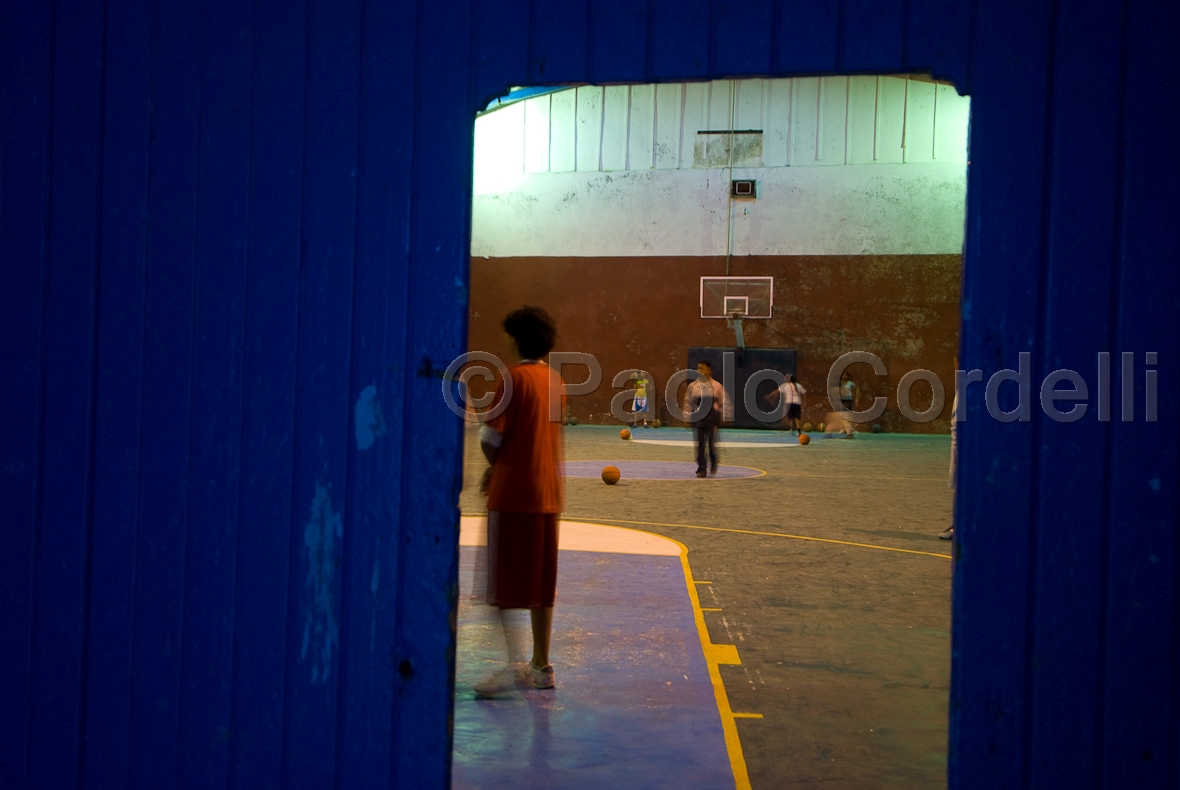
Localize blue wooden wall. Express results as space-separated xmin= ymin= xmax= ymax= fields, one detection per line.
xmin=0 ymin=0 xmax=1176 ymax=787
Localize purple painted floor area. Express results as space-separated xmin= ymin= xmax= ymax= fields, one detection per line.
xmin=562 ymin=460 xmax=763 ymax=480
xmin=452 ymin=547 xmax=734 ymax=789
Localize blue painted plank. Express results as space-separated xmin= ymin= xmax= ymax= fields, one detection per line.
xmin=648 ymin=0 xmax=710 ymax=81
xmin=393 ymin=1 xmax=473 ymax=785
xmin=0 ymin=1 xmax=52 ymax=784
xmin=25 ymin=0 xmax=104 ymax=784
xmin=332 ymin=0 xmax=416 ymax=784
xmin=278 ymin=0 xmax=361 ymax=784
xmin=227 ymin=0 xmax=306 ymax=785
xmin=81 ymin=0 xmax=152 ymax=785
xmin=175 ymin=0 xmax=253 ymax=786
xmin=1025 ymin=4 xmax=1124 ymax=786
xmin=771 ymin=0 xmax=839 ymax=76
xmin=127 ymin=0 xmax=202 ymax=783
xmin=948 ymin=1 xmax=1053 ymax=787
xmin=1102 ymin=0 xmax=1180 ymax=784
xmin=472 ymin=0 xmax=527 ymax=107
xmin=907 ymin=0 xmax=970 ymax=89
xmin=587 ymin=0 xmax=647 ymax=83
xmin=710 ymin=0 xmax=773 ymax=77
xmin=529 ymin=0 xmax=588 ymax=84
xmin=841 ymin=0 xmax=904 ymax=73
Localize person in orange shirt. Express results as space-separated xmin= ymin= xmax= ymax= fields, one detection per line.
xmin=475 ymin=306 xmax=567 ymax=697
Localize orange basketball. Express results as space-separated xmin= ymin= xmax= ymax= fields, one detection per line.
xmin=798 ymin=433 xmax=811 ymax=445
xmin=601 ymin=465 xmax=621 ymax=484
xmin=620 ymin=428 xmax=631 ymax=440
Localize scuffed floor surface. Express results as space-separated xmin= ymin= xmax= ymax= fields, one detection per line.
xmin=452 ymin=521 xmax=736 ymax=789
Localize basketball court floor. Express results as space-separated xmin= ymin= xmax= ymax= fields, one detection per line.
xmin=455 ymin=424 xmax=954 ymax=789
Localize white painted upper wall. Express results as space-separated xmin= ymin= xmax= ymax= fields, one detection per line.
xmin=472 ymin=77 xmax=970 ymax=257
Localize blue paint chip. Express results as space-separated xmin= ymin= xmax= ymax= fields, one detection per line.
xmin=302 ymin=482 xmax=342 ymax=684
xmin=355 ymin=384 xmax=386 ymax=451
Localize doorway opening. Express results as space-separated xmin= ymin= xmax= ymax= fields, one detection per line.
xmin=455 ymin=76 xmax=969 ymax=789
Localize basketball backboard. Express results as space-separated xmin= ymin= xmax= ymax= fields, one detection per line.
xmin=700 ymin=276 xmax=774 ymax=319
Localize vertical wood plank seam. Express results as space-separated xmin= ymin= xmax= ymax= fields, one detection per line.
xmin=227 ymin=0 xmax=262 ymax=774
xmin=901 ymin=77 xmax=908 ymax=157
xmin=26 ymin=0 xmax=59 ymax=776
xmin=175 ymin=0 xmax=209 ymax=780
xmin=1095 ymin=0 xmax=1131 ymax=781
xmin=624 ymin=85 xmax=632 ymax=170
xmin=278 ymin=0 xmax=314 ymax=779
xmin=651 ymin=84 xmax=660 ymax=171
xmin=390 ymin=0 xmax=425 ymax=776
xmin=77 ymin=0 xmax=110 ymax=781
xmin=931 ymin=82 xmax=938 ymax=159
xmin=872 ymin=76 xmax=880 ymax=162
xmin=547 ymin=94 xmax=554 ymax=173
xmin=126 ymin=0 xmax=156 ymax=775
xmin=332 ymin=0 xmax=368 ymax=783
xmin=843 ymin=76 xmax=850 ymax=165
xmin=597 ymin=85 xmax=605 ymax=171
xmin=759 ymin=78 xmax=766 ymax=135
xmin=651 ymin=83 xmax=660 ymax=168
xmin=1020 ymin=0 xmax=1059 ymax=781
xmin=785 ymin=77 xmax=792 ymax=167
xmin=815 ymin=78 xmax=822 ymax=162
xmin=678 ymin=82 xmax=687 ymax=169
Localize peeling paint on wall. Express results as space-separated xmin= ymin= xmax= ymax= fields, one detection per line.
xmin=693 ymin=131 xmax=764 ymax=168
xmin=301 ymin=482 xmax=342 ymax=684
xmin=354 ymin=384 xmax=386 ymax=451
xmin=472 ymin=165 xmax=967 ymax=258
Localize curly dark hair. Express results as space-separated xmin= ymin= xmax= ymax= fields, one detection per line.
xmin=502 ymin=306 xmax=557 ymax=359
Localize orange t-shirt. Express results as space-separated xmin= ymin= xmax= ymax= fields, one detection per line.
xmin=484 ymin=361 xmax=566 ymax=514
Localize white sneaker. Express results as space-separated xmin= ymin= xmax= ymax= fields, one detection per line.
xmin=527 ymin=661 xmax=555 ymax=689
xmin=474 ymin=667 xmax=518 ymax=698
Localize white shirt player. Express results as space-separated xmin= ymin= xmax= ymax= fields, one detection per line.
xmin=778 ymin=380 xmax=806 ymax=406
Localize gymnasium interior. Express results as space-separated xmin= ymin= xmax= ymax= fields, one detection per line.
xmin=3 ymin=3 xmax=1176 ymax=789
xmin=454 ymin=78 xmax=963 ymax=788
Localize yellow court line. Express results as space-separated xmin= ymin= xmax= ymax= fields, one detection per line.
xmin=669 ymin=535 xmax=754 ymax=790
xmin=786 ymin=474 xmax=946 ymax=482
xmin=701 ymin=607 xmax=722 ymax=612
xmin=458 ymin=514 xmax=757 ymax=787
xmin=564 ymin=516 xmax=952 ymax=559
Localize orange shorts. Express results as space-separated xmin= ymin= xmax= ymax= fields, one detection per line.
xmin=486 ymin=511 xmax=559 ymax=608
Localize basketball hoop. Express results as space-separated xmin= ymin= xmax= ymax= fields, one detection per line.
xmin=726 ymin=310 xmax=746 ymax=349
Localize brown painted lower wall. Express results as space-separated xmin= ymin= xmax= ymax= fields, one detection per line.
xmin=468 ymin=255 xmax=961 ymax=433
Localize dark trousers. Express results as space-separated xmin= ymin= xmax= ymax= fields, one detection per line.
xmin=694 ymin=425 xmax=718 ymax=474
